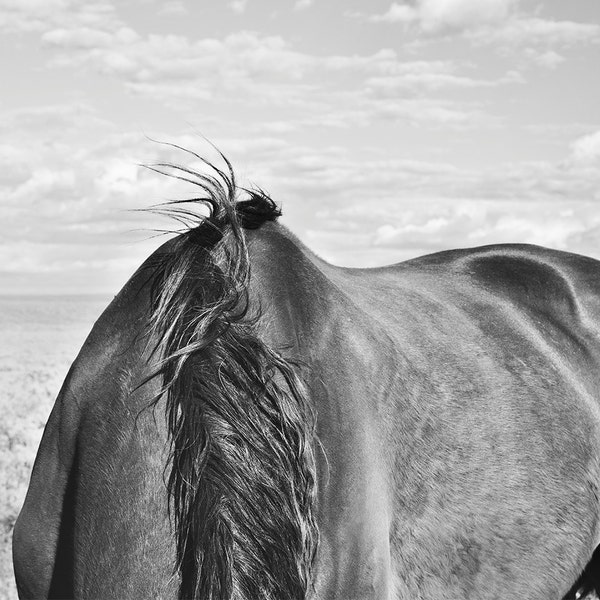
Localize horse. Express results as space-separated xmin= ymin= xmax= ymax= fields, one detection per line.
xmin=12 ymin=149 xmax=600 ymax=599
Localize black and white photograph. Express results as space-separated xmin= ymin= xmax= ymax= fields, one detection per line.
xmin=2 ymin=0 xmax=600 ymax=598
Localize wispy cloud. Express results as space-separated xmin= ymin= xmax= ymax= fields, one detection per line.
xmin=359 ymin=97 xmax=495 ymax=129
xmin=570 ymin=130 xmax=600 ymax=164
xmin=34 ymin=23 xmax=519 ymax=130
xmin=0 ymin=106 xmax=188 ymax=244
xmin=294 ymin=0 xmax=313 ymax=10
xmin=204 ymin=129 xmax=600 ymax=265
xmin=1 ymin=0 xmax=527 ymax=134
xmin=157 ymin=1 xmax=188 ymax=16
xmin=0 ymin=0 xmax=121 ymax=34
xmin=369 ymin=0 xmax=516 ymax=32
xmin=2 ymin=0 xmax=599 ymax=294
xmin=0 ymin=120 xmax=195 ymax=293
xmin=229 ymin=0 xmax=248 ymax=15
xmin=42 ymin=26 xmax=139 ymax=50
xmin=365 ymin=0 xmax=599 ymax=71
xmin=365 ymin=67 xmax=523 ymax=94
xmin=2 ymin=112 xmax=600 ymax=288
xmin=468 ymin=16 xmax=600 ymax=47
xmin=10 ymin=109 xmax=597 ymax=272
xmin=41 ymin=30 xmax=314 ymax=103
xmin=523 ymin=49 xmax=565 ymax=70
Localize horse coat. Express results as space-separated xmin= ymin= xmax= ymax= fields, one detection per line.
xmin=12 ymin=158 xmax=600 ymax=599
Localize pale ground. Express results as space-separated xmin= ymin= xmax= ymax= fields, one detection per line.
xmin=0 ymin=295 xmax=109 ymax=600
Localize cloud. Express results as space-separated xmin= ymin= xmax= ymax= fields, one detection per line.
xmin=0 ymin=0 xmax=71 ymax=33
xmin=41 ymin=29 xmax=318 ymax=106
xmin=368 ymin=0 xmax=599 ymax=46
xmin=3 ymin=114 xmax=600 ymax=291
xmin=523 ymin=48 xmax=565 ymax=69
xmin=8 ymin=168 xmax=76 ymax=209
xmin=369 ymin=203 xmax=589 ymax=259
xmin=470 ymin=17 xmax=600 ymax=47
xmin=230 ymin=0 xmax=248 ymax=15
xmin=306 ymin=195 xmax=600 ymax=266
xmin=366 ymin=1 xmax=598 ymax=71
xmin=570 ymin=130 xmax=600 ymax=164
xmin=370 ymin=3 xmax=416 ymax=25
xmin=365 ymin=97 xmax=493 ymax=129
xmin=235 ymin=132 xmax=600 ymax=265
xmin=157 ymin=1 xmax=188 ymax=16
xmin=35 ymin=24 xmax=514 ymax=129
xmin=370 ymin=206 xmax=571 ymax=253
xmin=0 ymin=107 xmax=192 ymax=248
xmin=0 ymin=0 xmax=120 ymax=34
xmin=464 ymin=15 xmax=599 ymax=69
xmin=0 ymin=125 xmax=186 ymax=293
xmin=3 ymin=0 xmax=521 ymax=129
xmin=370 ymin=0 xmax=516 ymax=33
xmin=192 ymin=130 xmax=599 ymax=267
xmin=42 ymin=25 xmax=139 ymax=49
xmin=365 ymin=68 xmax=523 ymax=94
xmin=0 ymin=103 xmax=106 ymax=133
xmin=294 ymin=0 xmax=313 ymax=10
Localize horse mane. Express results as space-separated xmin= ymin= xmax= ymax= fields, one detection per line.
xmin=145 ymin=147 xmax=318 ymax=600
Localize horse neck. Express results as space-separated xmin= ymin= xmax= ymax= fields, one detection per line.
xmin=246 ymin=223 xmax=397 ymax=597
xmin=247 ymin=223 xmax=328 ymax=352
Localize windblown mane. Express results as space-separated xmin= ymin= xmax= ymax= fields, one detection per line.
xmin=145 ymin=147 xmax=318 ymax=600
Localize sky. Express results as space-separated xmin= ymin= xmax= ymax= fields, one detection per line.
xmin=1 ymin=0 xmax=599 ymax=295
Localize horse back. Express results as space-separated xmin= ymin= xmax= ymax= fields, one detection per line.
xmin=280 ymin=240 xmax=600 ymax=599
xmin=13 ymin=222 xmax=600 ymax=600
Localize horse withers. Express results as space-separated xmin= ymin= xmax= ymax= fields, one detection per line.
xmin=12 ymin=153 xmax=600 ymax=599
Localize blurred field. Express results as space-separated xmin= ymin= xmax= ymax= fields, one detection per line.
xmin=0 ymin=295 xmax=109 ymax=600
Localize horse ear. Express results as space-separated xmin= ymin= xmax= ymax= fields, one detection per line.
xmin=236 ymin=190 xmax=282 ymax=230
